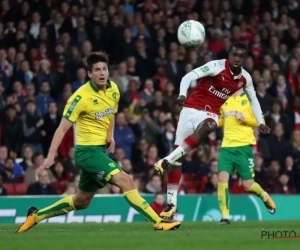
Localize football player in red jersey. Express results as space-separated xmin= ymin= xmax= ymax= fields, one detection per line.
xmin=154 ymin=42 xmax=271 ymax=219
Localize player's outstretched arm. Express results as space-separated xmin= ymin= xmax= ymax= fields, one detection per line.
xmin=107 ymin=115 xmax=116 ymax=153
xmin=243 ymin=76 xmax=270 ymax=134
xmin=179 ymin=60 xmax=221 ymax=98
xmin=36 ymin=118 xmax=73 ymax=175
xmin=239 ymin=112 xmax=258 ymax=127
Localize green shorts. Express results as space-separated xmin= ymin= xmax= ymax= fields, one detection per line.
xmin=74 ymin=145 xmax=122 ymax=192
xmin=218 ymin=145 xmax=255 ymax=180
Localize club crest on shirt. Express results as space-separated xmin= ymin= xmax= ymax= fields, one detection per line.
xmin=241 ymin=100 xmax=248 ymax=106
xmin=108 ymin=162 xmax=115 ymax=168
xmin=238 ymin=82 xmax=244 ymax=88
xmin=112 ymin=92 xmax=117 ymax=100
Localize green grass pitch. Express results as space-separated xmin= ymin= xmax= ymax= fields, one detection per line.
xmin=1 ymin=221 xmax=300 ymax=250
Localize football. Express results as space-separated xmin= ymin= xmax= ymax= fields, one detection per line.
xmin=177 ymin=20 xmax=206 ymax=48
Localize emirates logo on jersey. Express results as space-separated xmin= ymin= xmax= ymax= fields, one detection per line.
xmin=208 ymin=86 xmax=231 ymax=99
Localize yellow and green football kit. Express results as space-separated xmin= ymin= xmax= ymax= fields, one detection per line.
xmin=63 ymin=80 xmax=121 ymax=192
xmin=217 ymin=92 xmax=268 ymax=221
xmin=16 ymin=80 xmax=177 ymax=232
xmin=218 ymin=92 xmax=258 ymax=180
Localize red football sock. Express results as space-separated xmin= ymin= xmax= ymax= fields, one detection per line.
xmin=168 ymin=171 xmax=182 ymax=185
xmin=183 ymin=136 xmax=198 ymax=150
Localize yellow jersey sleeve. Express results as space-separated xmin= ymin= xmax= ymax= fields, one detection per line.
xmin=218 ymin=106 xmax=224 ymax=127
xmin=63 ymin=94 xmax=85 ymax=123
xmin=241 ymin=105 xmax=261 ymax=128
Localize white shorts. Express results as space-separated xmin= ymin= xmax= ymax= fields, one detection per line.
xmin=174 ymin=107 xmax=219 ymax=146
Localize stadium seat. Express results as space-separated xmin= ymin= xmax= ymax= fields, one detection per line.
xmin=188 ymin=188 xmax=197 ymax=194
xmin=2 ymin=183 xmax=16 ymax=195
xmin=51 ymin=182 xmax=67 ymax=194
xmin=184 ymin=181 xmax=197 ymax=189
xmin=18 ymin=176 xmax=24 ymax=183
xmin=14 ymin=183 xmax=29 ymax=195
xmin=182 ymin=173 xmax=198 ymax=182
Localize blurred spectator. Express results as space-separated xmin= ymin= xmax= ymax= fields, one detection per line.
xmin=132 ymin=138 xmax=149 ymax=174
xmin=278 ymin=173 xmax=296 ymax=194
xmin=267 ymin=123 xmax=290 ymax=168
xmin=150 ymin=192 xmax=166 ymax=215
xmin=256 ymin=80 xmax=273 ymax=115
xmin=19 ymin=145 xmax=34 ymax=171
xmin=21 ymin=100 xmax=43 ymax=154
xmin=157 ymin=119 xmax=175 ymax=157
xmin=63 ymin=182 xmax=77 ymax=195
xmin=137 ymin=107 xmax=157 ymax=144
xmin=26 ymin=170 xmax=57 ymax=195
xmin=51 ymin=161 xmax=73 ymax=186
xmin=72 ymin=67 xmax=87 ymax=92
xmin=264 ymin=160 xmax=281 ymax=193
xmin=265 ymin=99 xmax=292 ymax=140
xmin=111 ymin=62 xmax=131 ymax=93
xmin=203 ymin=173 xmax=218 ymax=194
xmin=138 ymin=78 xmax=155 ymax=104
xmin=144 ymin=174 xmax=162 ymax=193
xmin=121 ymin=159 xmax=133 ymax=175
xmin=0 ymin=157 xmax=19 ymax=183
xmin=114 ymin=112 xmax=135 ymax=159
xmin=63 ymin=147 xmax=79 ymax=175
xmin=0 ymin=104 xmax=23 ymax=156
xmin=110 ymin=184 xmax=121 ymax=194
xmin=113 ymin=148 xmax=126 ymax=168
xmin=145 ymin=145 xmax=159 ymax=175
xmin=253 ymin=128 xmax=271 ymax=164
xmin=254 ymin=153 xmax=268 ymax=186
xmin=24 ymin=153 xmax=56 ymax=184
xmin=0 ymin=175 xmax=7 ymax=195
xmin=0 ymin=145 xmax=23 ymax=176
xmin=41 ymin=102 xmax=61 ymax=155
xmin=35 ymin=81 xmax=55 ymax=116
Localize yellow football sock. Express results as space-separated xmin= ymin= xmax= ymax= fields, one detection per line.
xmin=35 ymin=196 xmax=76 ymax=223
xmin=217 ymin=182 xmax=230 ymax=219
xmin=123 ymin=189 xmax=162 ymax=227
xmin=247 ymin=182 xmax=266 ymax=201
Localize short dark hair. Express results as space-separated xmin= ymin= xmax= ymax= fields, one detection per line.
xmin=230 ymin=41 xmax=249 ymax=55
xmin=155 ymin=192 xmax=165 ymax=197
xmin=5 ymin=157 xmax=14 ymax=163
xmin=5 ymin=104 xmax=16 ymax=112
xmin=26 ymin=99 xmax=36 ymax=106
xmin=86 ymin=51 xmax=109 ymax=71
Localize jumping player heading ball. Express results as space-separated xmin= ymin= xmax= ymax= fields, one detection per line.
xmin=154 ymin=42 xmax=271 ymax=219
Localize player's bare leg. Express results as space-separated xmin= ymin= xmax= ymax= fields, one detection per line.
xmin=111 ymin=171 xmax=181 ymax=230
xmin=16 ymin=189 xmax=95 ymax=233
xmin=154 ymin=118 xmax=217 ymax=175
xmin=243 ymin=180 xmax=276 ymax=214
xmin=160 ymin=161 xmax=182 ymax=220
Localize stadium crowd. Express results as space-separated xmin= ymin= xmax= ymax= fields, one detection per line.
xmin=0 ymin=0 xmax=300 ymax=198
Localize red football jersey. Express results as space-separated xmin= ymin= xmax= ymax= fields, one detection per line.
xmin=184 ymin=59 xmax=253 ymax=116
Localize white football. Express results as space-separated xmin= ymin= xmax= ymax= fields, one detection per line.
xmin=177 ymin=20 xmax=206 ymax=48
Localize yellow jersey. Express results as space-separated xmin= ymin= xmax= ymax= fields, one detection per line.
xmin=218 ymin=92 xmax=262 ymax=148
xmin=63 ymin=80 xmax=120 ymax=146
